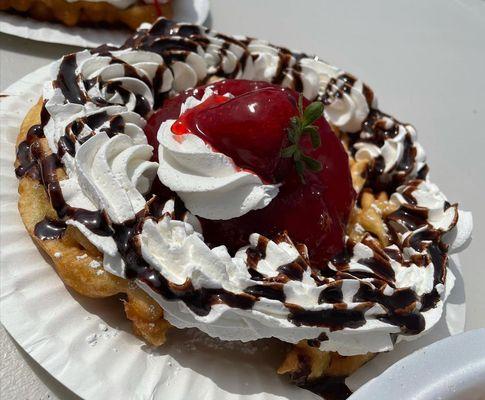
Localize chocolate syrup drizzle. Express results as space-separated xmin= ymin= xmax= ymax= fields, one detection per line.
xmin=15 ymin=18 xmax=462 ymax=400
xmin=16 ymin=124 xmax=113 ymax=240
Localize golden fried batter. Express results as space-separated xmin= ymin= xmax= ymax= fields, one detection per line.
xmin=277 ymin=341 xmax=375 ymax=382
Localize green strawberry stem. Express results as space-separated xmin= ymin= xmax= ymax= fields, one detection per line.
xmin=281 ymin=94 xmax=324 ymax=183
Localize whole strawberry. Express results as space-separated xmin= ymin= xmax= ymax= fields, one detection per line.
xmin=146 ymin=80 xmax=355 ymax=263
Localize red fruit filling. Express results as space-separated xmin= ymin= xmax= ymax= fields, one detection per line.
xmin=146 ymin=80 xmax=356 ymax=264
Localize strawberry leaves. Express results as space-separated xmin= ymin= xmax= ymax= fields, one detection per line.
xmin=281 ymin=95 xmax=324 ymax=182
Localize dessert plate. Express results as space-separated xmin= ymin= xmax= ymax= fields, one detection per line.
xmin=0 ymin=0 xmax=209 ymax=48
xmin=349 ymin=328 xmax=485 ymax=400
xmin=0 ymin=64 xmax=468 ymax=400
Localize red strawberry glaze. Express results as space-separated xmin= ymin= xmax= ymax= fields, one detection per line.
xmin=144 ymin=80 xmax=277 ymax=156
xmin=146 ymin=80 xmax=356 ymax=264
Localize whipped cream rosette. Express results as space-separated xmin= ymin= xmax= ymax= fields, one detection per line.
xmin=16 ymin=17 xmax=472 ymax=365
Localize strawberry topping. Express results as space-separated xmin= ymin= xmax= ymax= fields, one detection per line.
xmin=146 ymin=80 xmax=356 ymax=264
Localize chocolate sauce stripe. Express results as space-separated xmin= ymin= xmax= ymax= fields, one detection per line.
xmin=16 ymin=124 xmax=115 ymax=239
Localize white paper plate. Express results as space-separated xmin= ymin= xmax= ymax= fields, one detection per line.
xmin=0 ymin=0 xmax=209 ymax=48
xmin=0 ymin=64 xmax=468 ymax=400
xmin=349 ymin=328 xmax=485 ymax=400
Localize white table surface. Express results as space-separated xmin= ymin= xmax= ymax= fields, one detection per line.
xmin=1 ymin=0 xmax=484 ymax=398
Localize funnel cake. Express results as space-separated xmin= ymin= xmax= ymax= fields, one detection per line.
xmin=15 ymin=18 xmax=472 ymax=399
xmin=0 ymin=0 xmax=172 ymax=30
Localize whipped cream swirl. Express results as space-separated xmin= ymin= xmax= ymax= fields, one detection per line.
xmin=59 ymin=131 xmax=158 ymax=278
xmin=353 ymin=110 xmax=427 ymax=189
xmin=156 ymin=90 xmax=279 ymax=220
xmin=68 ymin=132 xmax=157 ymax=224
xmin=323 ymin=73 xmax=376 ymax=133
